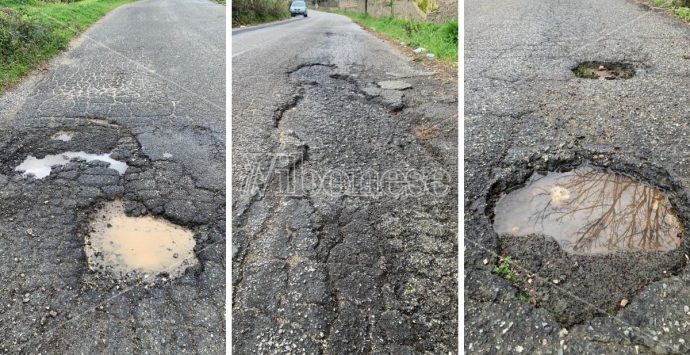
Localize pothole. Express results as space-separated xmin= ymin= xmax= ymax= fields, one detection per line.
xmin=572 ymin=61 xmax=635 ymax=80
xmin=14 ymin=151 xmax=127 ymax=179
xmin=84 ymin=200 xmax=199 ymax=282
xmin=494 ymin=166 xmax=684 ymax=255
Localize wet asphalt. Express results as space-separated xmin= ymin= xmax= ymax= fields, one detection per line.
xmin=466 ymin=0 xmax=690 ymax=353
xmin=232 ymin=10 xmax=458 ymax=353
xmin=0 ymin=0 xmax=225 ymax=352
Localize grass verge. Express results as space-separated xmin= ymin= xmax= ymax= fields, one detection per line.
xmin=326 ymin=9 xmax=458 ymax=62
xmin=0 ymin=0 xmax=135 ymax=94
xmin=676 ymin=6 xmax=690 ymax=20
xmin=232 ymin=0 xmax=290 ymax=27
xmin=648 ymin=0 xmax=690 ymax=21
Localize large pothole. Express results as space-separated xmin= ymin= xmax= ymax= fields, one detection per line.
xmin=494 ymin=166 xmax=684 ymax=254
xmin=572 ymin=61 xmax=635 ymax=80
xmin=488 ymin=159 xmax=690 ymax=325
xmin=84 ymin=200 xmax=199 ymax=283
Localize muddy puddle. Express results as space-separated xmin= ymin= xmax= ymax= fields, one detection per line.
xmin=493 ymin=166 xmax=684 ymax=254
xmin=84 ymin=200 xmax=198 ymax=281
xmin=14 ymin=151 xmax=127 ymax=179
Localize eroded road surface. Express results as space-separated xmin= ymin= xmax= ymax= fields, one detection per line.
xmin=232 ymin=11 xmax=458 ymax=353
xmin=466 ymin=0 xmax=690 ymax=353
xmin=0 ymin=0 xmax=225 ymax=352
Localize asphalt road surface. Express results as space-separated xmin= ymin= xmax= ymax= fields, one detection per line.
xmin=232 ymin=11 xmax=458 ymax=353
xmin=466 ymin=0 xmax=690 ymax=353
xmin=0 ymin=0 xmax=225 ymax=352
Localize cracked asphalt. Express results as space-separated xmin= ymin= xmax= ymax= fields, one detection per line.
xmin=0 ymin=0 xmax=225 ymax=353
xmin=232 ymin=11 xmax=458 ymax=354
xmin=466 ymin=0 xmax=690 ymax=353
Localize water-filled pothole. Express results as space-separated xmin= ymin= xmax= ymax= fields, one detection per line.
xmin=573 ymin=61 xmax=635 ymax=80
xmin=84 ymin=200 xmax=198 ymax=282
xmin=493 ymin=166 xmax=684 ymax=254
xmin=14 ymin=151 xmax=127 ymax=179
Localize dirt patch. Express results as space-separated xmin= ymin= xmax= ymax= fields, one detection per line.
xmin=414 ymin=124 xmax=441 ymax=140
xmin=572 ymin=61 xmax=635 ymax=80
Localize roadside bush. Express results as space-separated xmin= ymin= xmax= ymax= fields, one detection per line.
xmin=440 ymin=19 xmax=457 ymax=45
xmin=404 ymin=20 xmax=419 ymax=36
xmin=0 ymin=0 xmax=135 ymax=93
xmin=0 ymin=8 xmax=54 ymax=84
xmin=232 ymin=0 xmax=290 ymax=26
xmin=676 ymin=6 xmax=690 ymax=20
xmin=415 ymin=0 xmax=438 ymax=14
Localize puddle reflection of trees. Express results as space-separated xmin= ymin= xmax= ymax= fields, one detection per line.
xmin=532 ymin=168 xmax=682 ymax=254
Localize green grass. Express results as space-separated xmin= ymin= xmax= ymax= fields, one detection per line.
xmin=573 ymin=64 xmax=597 ymax=79
xmin=651 ymin=0 xmax=690 ymax=7
xmin=492 ymin=255 xmax=532 ymax=304
xmin=517 ymin=292 xmax=531 ymax=303
xmin=329 ymin=10 xmax=458 ymax=62
xmin=493 ymin=256 xmax=519 ymax=283
xmin=647 ymin=0 xmax=690 ymax=21
xmin=676 ymin=6 xmax=690 ymax=20
xmin=232 ymin=0 xmax=290 ymax=27
xmin=0 ymin=0 xmax=135 ymax=93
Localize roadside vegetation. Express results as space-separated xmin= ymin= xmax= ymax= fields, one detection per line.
xmin=232 ymin=0 xmax=290 ymax=27
xmin=493 ymin=256 xmax=532 ymax=303
xmin=493 ymin=256 xmax=519 ymax=284
xmin=573 ymin=64 xmax=598 ymax=79
xmin=649 ymin=0 xmax=690 ymax=21
xmin=327 ymin=10 xmax=458 ymax=62
xmin=0 ymin=0 xmax=134 ymax=93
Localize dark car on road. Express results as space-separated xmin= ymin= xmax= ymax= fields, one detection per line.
xmin=290 ymin=0 xmax=308 ymax=17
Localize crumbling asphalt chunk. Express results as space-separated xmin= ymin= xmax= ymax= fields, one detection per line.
xmin=377 ymin=80 xmax=412 ymax=90
xmin=271 ymin=130 xmax=308 ymax=173
xmin=287 ymin=62 xmax=337 ymax=75
xmin=272 ymin=89 xmax=304 ymax=128
xmin=233 ymin=57 xmax=457 ymax=353
xmin=290 ymin=64 xmax=409 ymax=114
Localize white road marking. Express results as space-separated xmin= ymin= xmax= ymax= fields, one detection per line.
xmin=232 ymin=49 xmax=251 ymax=58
